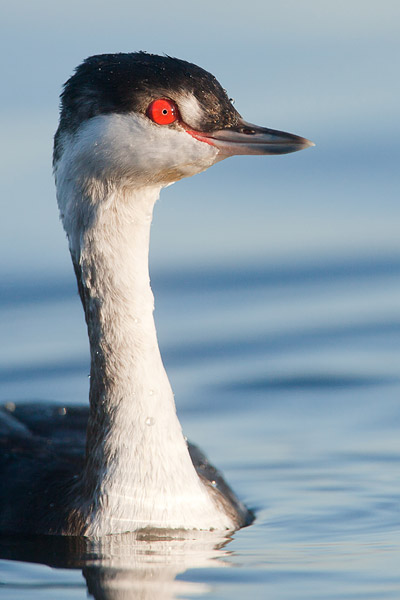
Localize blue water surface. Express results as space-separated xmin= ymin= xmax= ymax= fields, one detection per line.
xmin=1 ymin=253 xmax=400 ymax=599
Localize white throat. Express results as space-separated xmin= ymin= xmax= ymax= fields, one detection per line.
xmin=55 ymin=164 xmax=235 ymax=534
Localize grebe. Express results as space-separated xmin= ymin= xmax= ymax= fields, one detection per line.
xmin=0 ymin=53 xmax=313 ymax=536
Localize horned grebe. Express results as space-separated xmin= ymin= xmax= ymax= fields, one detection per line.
xmin=0 ymin=53 xmax=312 ymax=536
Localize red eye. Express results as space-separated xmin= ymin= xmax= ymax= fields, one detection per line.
xmin=146 ymin=99 xmax=179 ymax=125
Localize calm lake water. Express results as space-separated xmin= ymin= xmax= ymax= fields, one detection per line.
xmin=1 ymin=250 xmax=400 ymax=599
xmin=1 ymin=1 xmax=400 ymax=598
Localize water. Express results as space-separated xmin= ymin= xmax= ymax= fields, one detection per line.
xmin=1 ymin=0 xmax=400 ymax=597
xmin=1 ymin=255 xmax=400 ymax=599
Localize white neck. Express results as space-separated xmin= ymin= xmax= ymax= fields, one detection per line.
xmin=59 ymin=181 xmax=234 ymax=535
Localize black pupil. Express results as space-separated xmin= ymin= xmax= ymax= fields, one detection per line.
xmin=162 ymin=109 xmax=168 ymax=115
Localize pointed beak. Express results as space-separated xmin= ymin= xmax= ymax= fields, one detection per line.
xmin=187 ymin=119 xmax=314 ymax=156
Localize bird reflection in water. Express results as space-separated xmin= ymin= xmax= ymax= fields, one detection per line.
xmin=0 ymin=529 xmax=234 ymax=600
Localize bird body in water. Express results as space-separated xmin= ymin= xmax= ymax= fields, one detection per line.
xmin=0 ymin=53 xmax=312 ymax=536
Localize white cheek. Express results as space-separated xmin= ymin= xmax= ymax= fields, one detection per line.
xmin=55 ymin=113 xmax=219 ymax=186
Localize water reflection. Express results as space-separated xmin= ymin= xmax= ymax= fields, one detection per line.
xmin=0 ymin=529 xmax=233 ymax=599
